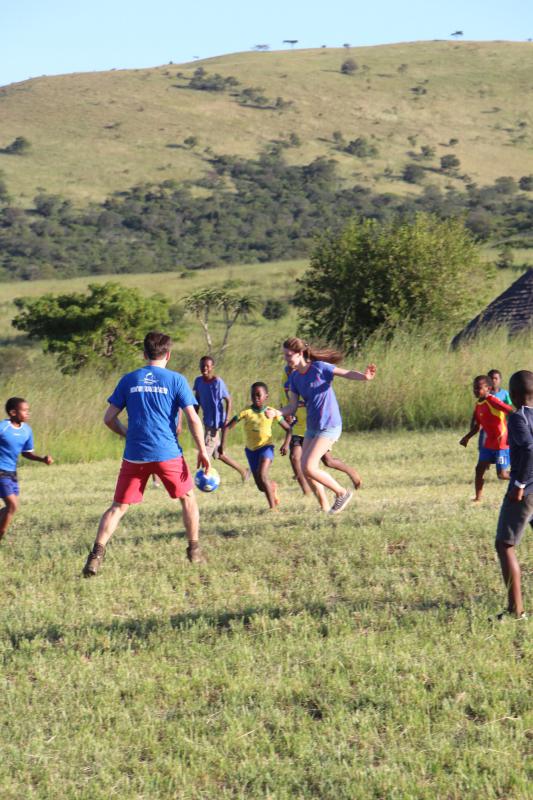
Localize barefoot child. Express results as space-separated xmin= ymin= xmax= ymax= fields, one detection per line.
xmin=222 ymin=382 xmax=291 ymax=510
xmin=460 ymin=375 xmax=513 ymax=502
xmin=494 ymin=369 xmax=533 ymax=620
xmin=0 ymin=397 xmax=53 ymax=542
xmin=194 ymin=356 xmax=248 ymax=481
xmin=277 ymin=338 xmax=376 ymax=515
xmin=282 ymin=364 xmax=362 ymax=496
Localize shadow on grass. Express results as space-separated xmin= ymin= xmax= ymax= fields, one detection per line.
xmin=5 ymin=595 xmax=486 ymax=660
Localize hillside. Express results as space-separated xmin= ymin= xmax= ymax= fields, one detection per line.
xmin=1 ymin=41 xmax=533 ymax=204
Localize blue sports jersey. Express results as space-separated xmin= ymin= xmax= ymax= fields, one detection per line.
xmin=288 ymin=361 xmax=342 ymax=432
xmin=0 ymin=420 xmax=34 ymax=472
xmin=193 ymin=376 xmax=230 ymax=429
xmin=493 ymin=388 xmax=512 ymax=405
xmin=108 ymin=366 xmax=196 ymax=462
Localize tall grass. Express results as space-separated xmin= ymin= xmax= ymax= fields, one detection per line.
xmin=2 ymin=326 xmax=531 ymax=464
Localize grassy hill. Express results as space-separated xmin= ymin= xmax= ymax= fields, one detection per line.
xmin=1 ymin=41 xmax=533 ymax=204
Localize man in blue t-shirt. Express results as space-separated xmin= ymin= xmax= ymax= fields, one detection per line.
xmin=83 ymin=332 xmax=210 ymax=577
xmin=193 ymin=355 xmax=248 ymax=481
xmin=0 ymin=397 xmax=53 ymax=542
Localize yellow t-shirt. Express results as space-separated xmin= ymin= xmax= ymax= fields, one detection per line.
xmin=281 ymin=368 xmax=307 ymax=437
xmin=236 ymin=406 xmax=284 ymax=450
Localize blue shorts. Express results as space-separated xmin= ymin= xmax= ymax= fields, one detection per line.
xmin=245 ymin=445 xmax=274 ymax=473
xmin=0 ymin=476 xmax=19 ymax=498
xmin=478 ymin=447 xmax=510 ymax=472
xmin=305 ymin=425 xmax=342 ymax=443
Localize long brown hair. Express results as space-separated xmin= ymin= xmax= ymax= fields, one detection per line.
xmin=283 ymin=337 xmax=343 ymax=365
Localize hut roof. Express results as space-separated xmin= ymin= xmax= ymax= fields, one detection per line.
xmin=451 ymin=268 xmax=533 ymax=348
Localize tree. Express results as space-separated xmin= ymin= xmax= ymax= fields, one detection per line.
xmin=12 ymin=283 xmax=173 ymax=374
xmin=283 ymin=40 xmax=298 ymax=48
xmin=183 ymin=135 xmax=198 ymax=149
xmin=4 ymin=136 xmax=31 ymax=155
xmin=402 ymin=163 xmax=425 ymax=184
xmin=341 ymin=59 xmax=358 ymax=75
xmin=440 ymin=154 xmax=461 ymax=172
xmin=294 ymin=214 xmax=489 ymax=347
xmin=183 ymin=288 xmax=258 ymax=359
xmin=253 ymin=44 xmax=270 ymax=51
xmin=451 ymin=31 xmax=463 ymax=38
xmin=519 ymin=174 xmax=533 ymax=191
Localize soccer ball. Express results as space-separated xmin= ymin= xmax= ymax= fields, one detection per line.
xmin=194 ymin=467 xmax=220 ymax=493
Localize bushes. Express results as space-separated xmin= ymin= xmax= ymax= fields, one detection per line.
xmin=294 ymin=213 xmax=491 ymax=348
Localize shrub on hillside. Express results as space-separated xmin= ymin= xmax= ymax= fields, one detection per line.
xmin=294 ymin=213 xmax=491 ymax=347
xmin=519 ymin=175 xmax=533 ymax=191
xmin=262 ymin=299 xmax=288 ymax=320
xmin=440 ymin=154 xmax=460 ymax=172
xmin=341 ymin=59 xmax=358 ymax=75
xmin=344 ymin=137 xmax=378 ymax=158
xmin=3 ymin=136 xmax=31 ymax=155
xmin=402 ymin=163 xmax=425 ymax=184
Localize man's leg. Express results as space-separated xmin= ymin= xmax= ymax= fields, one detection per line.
xmin=474 ymin=461 xmax=490 ymax=502
xmin=0 ymin=494 xmax=19 ymax=541
xmin=321 ymin=451 xmax=362 ymax=490
xmin=179 ymin=490 xmax=206 ymax=563
xmin=495 ymin=541 xmax=523 ymax=617
xmin=83 ymin=502 xmax=129 ymax=577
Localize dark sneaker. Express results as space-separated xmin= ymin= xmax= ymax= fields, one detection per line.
xmin=186 ymin=542 xmax=206 ymax=564
xmin=328 ymin=490 xmax=353 ymax=515
xmin=83 ymin=543 xmax=106 ymax=578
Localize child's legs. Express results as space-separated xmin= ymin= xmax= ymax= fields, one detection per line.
xmin=289 ymin=439 xmax=312 ymax=495
xmin=218 ymin=451 xmax=247 ymax=477
xmin=474 ymin=460 xmax=491 ymax=500
xmin=495 ymin=541 xmax=523 ymax=615
xmin=257 ymin=457 xmax=277 ymax=508
xmin=321 ymin=450 xmax=362 ymax=489
xmin=0 ymin=493 xmax=19 ymax=539
xmin=495 ymin=492 xmax=533 ymax=615
xmin=302 ymin=436 xmax=345 ymax=497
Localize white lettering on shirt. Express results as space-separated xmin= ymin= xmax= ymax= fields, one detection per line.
xmin=129 ymin=386 xmax=169 ymax=394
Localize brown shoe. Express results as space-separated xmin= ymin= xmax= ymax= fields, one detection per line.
xmin=186 ymin=542 xmax=206 ymax=564
xmin=83 ymin=543 xmax=106 ymax=577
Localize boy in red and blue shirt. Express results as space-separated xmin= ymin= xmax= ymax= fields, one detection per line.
xmin=460 ymin=374 xmax=513 ymax=502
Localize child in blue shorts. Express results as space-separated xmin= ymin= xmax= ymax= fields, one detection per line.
xmin=0 ymin=397 xmax=53 ymax=542
xmin=222 ymin=382 xmax=291 ymax=510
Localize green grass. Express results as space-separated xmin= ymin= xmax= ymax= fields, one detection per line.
xmin=1 ymin=431 xmax=531 ymax=798
xmin=1 ymin=41 xmax=533 ymax=204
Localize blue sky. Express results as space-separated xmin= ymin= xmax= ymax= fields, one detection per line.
xmin=2 ymin=0 xmax=532 ymax=87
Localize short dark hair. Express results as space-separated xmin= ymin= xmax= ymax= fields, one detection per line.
xmin=473 ymin=375 xmax=490 ymax=386
xmin=200 ymin=355 xmax=214 ymax=366
xmin=488 ymin=369 xmax=502 ymax=379
xmin=144 ymin=332 xmax=172 ymax=360
xmin=251 ymin=381 xmax=268 ymax=393
xmin=6 ymin=397 xmax=25 ymax=415
xmin=509 ymin=370 xmax=533 ymax=400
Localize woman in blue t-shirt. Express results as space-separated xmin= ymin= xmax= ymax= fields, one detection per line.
xmin=277 ymin=337 xmax=376 ymax=515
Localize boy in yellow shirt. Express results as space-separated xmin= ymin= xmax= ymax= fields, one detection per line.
xmin=222 ymin=382 xmax=291 ymax=509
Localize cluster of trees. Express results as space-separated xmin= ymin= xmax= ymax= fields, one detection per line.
xmin=183 ymin=68 xmax=293 ymax=110
xmin=0 ymin=150 xmax=532 ymax=280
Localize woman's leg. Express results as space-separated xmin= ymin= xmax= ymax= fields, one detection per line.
xmin=321 ymin=450 xmax=362 ymax=489
xmin=302 ymin=437 xmax=346 ymax=495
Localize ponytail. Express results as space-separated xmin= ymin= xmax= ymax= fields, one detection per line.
xmin=283 ymin=337 xmax=343 ymax=365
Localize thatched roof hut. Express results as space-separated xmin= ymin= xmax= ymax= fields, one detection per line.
xmin=451 ymin=268 xmax=533 ymax=348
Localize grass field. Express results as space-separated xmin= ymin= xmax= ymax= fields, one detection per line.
xmin=1 ymin=41 xmax=533 ymax=203
xmin=1 ymin=431 xmax=531 ymax=798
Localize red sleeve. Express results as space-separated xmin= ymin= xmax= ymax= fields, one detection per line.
xmin=486 ymin=395 xmax=513 ymax=414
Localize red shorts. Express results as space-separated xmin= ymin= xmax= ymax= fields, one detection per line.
xmin=114 ymin=457 xmax=193 ymax=505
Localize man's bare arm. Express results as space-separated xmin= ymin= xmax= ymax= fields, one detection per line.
xmin=104 ymin=404 xmax=127 ymax=438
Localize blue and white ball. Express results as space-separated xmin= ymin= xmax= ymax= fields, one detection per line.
xmin=194 ymin=467 xmax=221 ymax=493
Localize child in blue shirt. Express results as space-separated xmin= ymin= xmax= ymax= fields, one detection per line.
xmin=0 ymin=397 xmax=53 ymax=542
xmin=193 ymin=356 xmax=248 ymax=481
